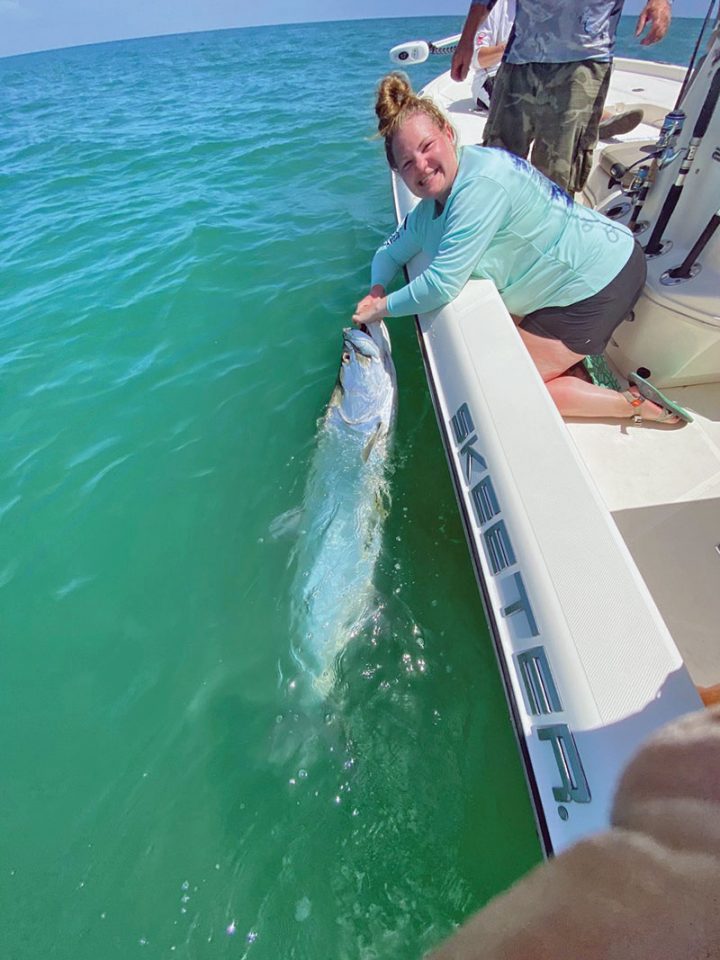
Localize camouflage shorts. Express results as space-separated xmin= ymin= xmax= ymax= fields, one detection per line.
xmin=482 ymin=60 xmax=612 ymax=194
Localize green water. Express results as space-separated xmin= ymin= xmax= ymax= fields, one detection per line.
xmin=0 ymin=14 xmax=701 ymax=959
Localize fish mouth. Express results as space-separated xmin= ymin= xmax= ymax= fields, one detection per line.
xmin=342 ymin=326 xmax=381 ymax=360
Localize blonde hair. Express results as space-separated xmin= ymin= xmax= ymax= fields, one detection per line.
xmin=375 ymin=72 xmax=454 ymax=169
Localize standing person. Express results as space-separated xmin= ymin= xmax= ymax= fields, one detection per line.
xmin=353 ymin=74 xmax=690 ymax=425
xmin=471 ymin=0 xmax=516 ymax=110
xmin=450 ymin=0 xmax=672 ymax=193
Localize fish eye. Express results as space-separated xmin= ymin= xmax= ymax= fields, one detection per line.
xmin=341 ymin=351 xmax=351 ymax=364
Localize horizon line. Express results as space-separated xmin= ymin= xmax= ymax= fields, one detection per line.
xmin=0 ymin=10 xmax=705 ymax=63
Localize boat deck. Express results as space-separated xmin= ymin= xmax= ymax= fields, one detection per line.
xmin=567 ymin=381 xmax=720 ymax=687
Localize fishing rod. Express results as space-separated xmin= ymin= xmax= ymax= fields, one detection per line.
xmin=651 ymin=9 xmax=720 ymax=272
xmin=389 ymin=35 xmax=460 ymax=65
xmin=643 ymin=64 xmax=720 ymax=256
xmin=675 ymin=0 xmax=719 ymax=107
xmin=605 ymin=139 xmax=680 ymax=230
xmin=618 ymin=0 xmax=717 ymax=237
xmin=627 ymin=164 xmax=652 ymax=231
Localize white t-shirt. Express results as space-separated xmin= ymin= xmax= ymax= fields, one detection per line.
xmin=474 ymin=0 xmax=516 ymax=60
xmin=471 ymin=0 xmax=516 ymax=104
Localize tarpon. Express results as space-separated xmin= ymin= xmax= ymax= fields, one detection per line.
xmin=289 ymin=321 xmax=397 ymax=695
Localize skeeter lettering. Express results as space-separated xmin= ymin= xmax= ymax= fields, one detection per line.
xmin=450 ymin=402 xmax=591 ymax=810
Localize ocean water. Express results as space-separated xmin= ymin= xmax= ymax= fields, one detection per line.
xmin=0 ymin=15 xmax=701 ymax=960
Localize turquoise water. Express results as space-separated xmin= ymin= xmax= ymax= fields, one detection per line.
xmin=0 ymin=16 xmax=700 ymax=960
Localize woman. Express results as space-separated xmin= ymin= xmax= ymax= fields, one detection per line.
xmin=353 ymin=73 xmax=682 ymax=423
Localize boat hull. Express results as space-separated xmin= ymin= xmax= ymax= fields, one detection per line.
xmin=386 ymin=55 xmax=710 ymax=854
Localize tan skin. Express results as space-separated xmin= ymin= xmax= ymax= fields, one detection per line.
xmin=354 ymin=112 xmax=678 ymax=423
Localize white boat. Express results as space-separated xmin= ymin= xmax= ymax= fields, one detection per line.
xmin=386 ymin=24 xmax=720 ymax=855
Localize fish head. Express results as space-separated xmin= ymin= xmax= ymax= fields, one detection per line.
xmin=332 ymin=323 xmax=396 ymax=432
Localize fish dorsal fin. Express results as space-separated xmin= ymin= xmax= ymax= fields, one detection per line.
xmin=362 ymin=424 xmax=382 ymax=463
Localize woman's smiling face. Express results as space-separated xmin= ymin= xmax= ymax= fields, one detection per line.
xmin=392 ymin=112 xmax=458 ymax=205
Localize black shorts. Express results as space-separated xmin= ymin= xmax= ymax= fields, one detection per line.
xmin=520 ymin=241 xmax=647 ymax=355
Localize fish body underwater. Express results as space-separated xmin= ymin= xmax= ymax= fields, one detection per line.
xmin=290 ymin=322 xmax=397 ymax=695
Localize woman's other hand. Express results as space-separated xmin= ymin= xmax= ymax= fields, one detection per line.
xmin=352 ymin=285 xmax=387 ymax=326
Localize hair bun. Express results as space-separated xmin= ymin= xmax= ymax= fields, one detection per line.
xmin=375 ymin=72 xmax=414 ymax=137
xmin=374 ymin=72 xmax=453 ymax=170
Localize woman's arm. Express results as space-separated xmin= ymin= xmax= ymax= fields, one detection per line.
xmin=370 ymin=215 xmax=423 ymax=291
xmin=384 ymin=175 xmax=512 ymax=317
xmin=355 ymin=214 xmax=424 ymax=322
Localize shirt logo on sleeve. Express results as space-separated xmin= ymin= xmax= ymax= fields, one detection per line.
xmin=380 ymin=215 xmax=408 ymax=249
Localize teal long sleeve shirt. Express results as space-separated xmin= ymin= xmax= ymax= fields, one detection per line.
xmin=371 ymin=146 xmax=635 ymax=319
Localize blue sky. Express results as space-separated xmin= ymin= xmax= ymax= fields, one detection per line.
xmin=0 ymin=0 xmax=709 ymax=59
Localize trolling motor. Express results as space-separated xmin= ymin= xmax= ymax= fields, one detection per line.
xmin=389 ymin=35 xmax=460 ymax=64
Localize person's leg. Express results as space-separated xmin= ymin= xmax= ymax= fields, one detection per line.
xmin=529 ymin=61 xmax=612 ymax=194
xmin=482 ymin=62 xmax=535 ymax=159
xmin=516 ymin=327 xmax=678 ymax=421
xmin=517 ymin=245 xmax=677 ymax=421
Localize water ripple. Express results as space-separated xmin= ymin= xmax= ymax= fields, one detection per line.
xmin=113 ymin=341 xmax=169 ymax=385
xmin=80 ymin=454 xmax=132 ymax=494
xmin=66 ymin=437 xmax=121 ymax=469
xmin=0 ymin=18 xmax=549 ymax=960
xmin=53 ymin=575 xmax=96 ymax=600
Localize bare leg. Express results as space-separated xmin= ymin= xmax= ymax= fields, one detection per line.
xmin=517 ymin=327 xmax=678 ymax=421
